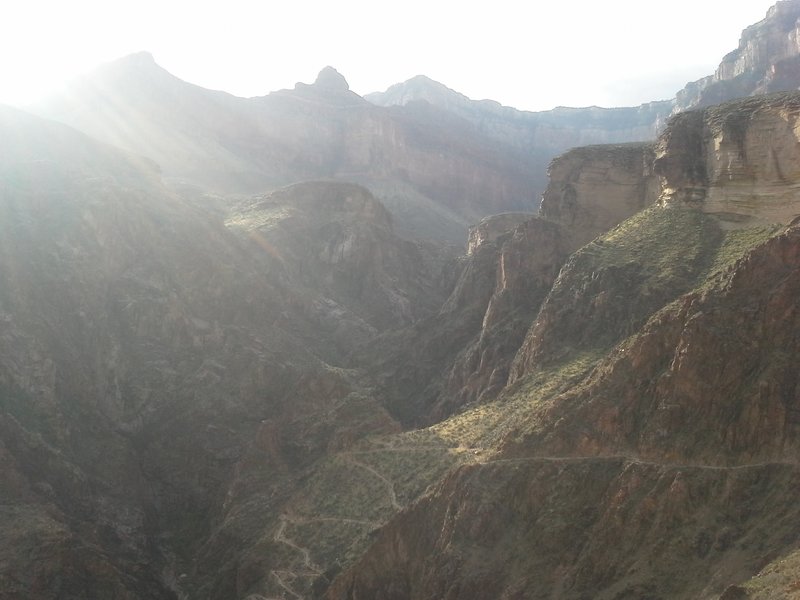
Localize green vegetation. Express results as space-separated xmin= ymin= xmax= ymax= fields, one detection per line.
xmin=582 ymin=204 xmax=722 ymax=287
xmin=737 ymin=548 xmax=800 ymax=598
xmin=423 ymin=206 xmax=785 ymax=455
xmin=701 ymin=224 xmax=782 ymax=282
xmin=429 ymin=349 xmax=603 ymax=451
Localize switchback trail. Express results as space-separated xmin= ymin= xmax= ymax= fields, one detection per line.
xmin=343 ymin=453 xmax=403 ymax=511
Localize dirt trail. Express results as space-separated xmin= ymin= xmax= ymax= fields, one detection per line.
xmin=487 ymin=455 xmax=800 ymax=471
xmin=274 ymin=516 xmax=320 ymax=575
xmin=343 ymin=453 xmax=403 ymax=511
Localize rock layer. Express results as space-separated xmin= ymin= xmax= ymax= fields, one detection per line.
xmin=657 ymin=93 xmax=800 ymax=225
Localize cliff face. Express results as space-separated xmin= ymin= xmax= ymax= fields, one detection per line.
xmin=0 ymin=107 xmax=439 ymax=599
xmin=34 ymin=59 xmax=537 ymax=242
xmin=539 ymin=142 xmax=659 ymax=251
xmin=657 ymin=93 xmax=800 ymax=225
xmin=675 ymin=0 xmax=800 ymax=112
xmin=325 ymin=92 xmax=800 ymax=600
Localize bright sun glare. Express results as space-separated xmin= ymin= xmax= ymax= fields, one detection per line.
xmin=0 ymin=0 xmax=780 ymax=110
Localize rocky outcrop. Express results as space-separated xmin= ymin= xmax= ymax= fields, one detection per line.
xmin=226 ymin=181 xmax=446 ymax=338
xmin=325 ymin=86 xmax=800 ymax=600
xmin=657 ymin=92 xmax=800 ymax=225
xmin=34 ymin=60 xmax=538 ymax=242
xmin=674 ymin=0 xmax=800 ymax=112
xmin=466 ymin=213 xmax=533 ymax=255
xmin=540 ymin=142 xmax=659 ymax=251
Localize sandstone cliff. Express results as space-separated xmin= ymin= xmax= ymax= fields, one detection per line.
xmin=539 ymin=142 xmax=659 ymax=251
xmin=657 ymin=92 xmax=800 ymax=225
xmin=34 ymin=58 xmax=538 ymax=242
xmin=0 ymin=106 xmax=433 ymax=599
xmin=8 ymin=6 xmax=800 ymax=600
xmin=324 ymin=91 xmax=800 ymax=600
xmin=674 ymin=0 xmax=800 ymax=112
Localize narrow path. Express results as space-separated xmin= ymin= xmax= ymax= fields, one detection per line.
xmin=347 ymin=445 xmax=451 ymax=454
xmin=271 ymin=570 xmax=303 ymax=600
xmin=344 ymin=453 xmax=402 ymax=511
xmin=274 ymin=515 xmax=320 ymax=575
xmin=268 ymin=514 xmax=323 ymax=599
xmin=292 ymin=516 xmax=380 ymax=527
xmin=487 ymin=455 xmax=800 ymax=471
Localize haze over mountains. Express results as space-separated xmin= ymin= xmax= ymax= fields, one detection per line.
xmin=2 ymin=2 xmax=800 ymax=599
xmin=30 ymin=0 xmax=800 ymax=246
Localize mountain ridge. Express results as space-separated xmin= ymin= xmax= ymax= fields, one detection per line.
xmin=4 ymin=3 xmax=800 ymax=599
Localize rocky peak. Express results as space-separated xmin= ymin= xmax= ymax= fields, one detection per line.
xmin=466 ymin=213 xmax=533 ymax=255
xmin=675 ymin=1 xmax=800 ymax=112
xmin=366 ymin=75 xmax=471 ymax=111
xmin=657 ymin=92 xmax=800 ymax=225
xmin=539 ymin=142 xmax=659 ymax=251
xmin=314 ymin=66 xmax=350 ymax=93
xmin=118 ymin=50 xmax=156 ymax=66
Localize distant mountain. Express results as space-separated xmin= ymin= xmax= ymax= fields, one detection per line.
xmin=0 ymin=104 xmax=449 ymax=598
xmin=674 ymin=0 xmax=800 ymax=111
xmin=33 ymin=56 xmax=539 ymax=242
xmin=7 ymin=4 xmax=800 ymax=599
xmin=31 ymin=1 xmax=800 ymax=247
xmin=366 ymin=1 xmax=800 ymax=202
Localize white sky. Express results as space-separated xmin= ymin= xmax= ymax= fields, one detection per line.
xmin=0 ymin=0 xmax=781 ymax=111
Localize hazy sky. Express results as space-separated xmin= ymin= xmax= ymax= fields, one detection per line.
xmin=0 ymin=0 xmax=780 ymax=111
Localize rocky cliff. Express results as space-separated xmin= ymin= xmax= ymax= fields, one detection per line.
xmin=323 ymin=92 xmax=800 ymax=600
xmin=34 ymin=58 xmax=537 ymax=242
xmin=657 ymin=92 xmax=800 ymax=225
xmin=6 ymin=5 xmax=800 ymax=600
xmin=539 ymin=142 xmax=660 ymax=251
xmin=674 ymin=0 xmax=800 ymax=112
xmin=0 ymin=105 xmax=442 ymax=599
xmin=367 ymin=1 xmax=800 ymax=215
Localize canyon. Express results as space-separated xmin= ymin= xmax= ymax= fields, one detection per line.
xmin=2 ymin=2 xmax=800 ymax=599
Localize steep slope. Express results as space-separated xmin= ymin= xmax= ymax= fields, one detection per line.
xmin=356 ymin=141 xmax=661 ymax=427
xmin=34 ymin=57 xmax=538 ymax=242
xmin=226 ymin=181 xmax=448 ymax=345
xmin=0 ymin=106 xmax=446 ymax=599
xmin=674 ymin=0 xmax=800 ymax=112
xmin=368 ymin=1 xmax=800 ymax=209
xmin=323 ymin=93 xmax=800 ymax=600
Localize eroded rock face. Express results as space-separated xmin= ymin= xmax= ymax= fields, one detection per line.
xmin=657 ymin=93 xmax=800 ymax=225
xmin=34 ymin=60 xmax=538 ymax=242
xmin=324 ymin=87 xmax=800 ymax=600
xmin=354 ymin=212 xmax=566 ymax=425
xmin=509 ymin=221 xmax=800 ymax=465
xmin=466 ymin=212 xmax=533 ymax=255
xmin=675 ymin=0 xmax=800 ymax=112
xmin=226 ymin=181 xmax=445 ymax=337
xmin=540 ymin=142 xmax=659 ymax=251
xmin=325 ymin=459 xmax=800 ymax=600
xmin=434 ymin=217 xmax=566 ymax=418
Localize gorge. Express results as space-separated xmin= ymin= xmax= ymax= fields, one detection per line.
xmin=2 ymin=2 xmax=800 ymax=599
